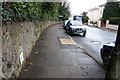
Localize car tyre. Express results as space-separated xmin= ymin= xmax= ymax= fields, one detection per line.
xmin=83 ymin=32 xmax=86 ymax=37
xmin=65 ymin=27 xmax=68 ymax=33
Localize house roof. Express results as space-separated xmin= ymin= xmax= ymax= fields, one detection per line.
xmin=88 ymin=7 xmax=99 ymax=11
xmin=99 ymin=3 xmax=106 ymax=7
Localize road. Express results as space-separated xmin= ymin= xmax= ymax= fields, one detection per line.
xmin=70 ymin=25 xmax=117 ymax=67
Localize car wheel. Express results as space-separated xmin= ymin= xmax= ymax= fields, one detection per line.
xmin=63 ymin=27 xmax=66 ymax=30
xmin=66 ymin=29 xmax=71 ymax=34
xmin=66 ymin=30 xmax=69 ymax=33
xmin=83 ymin=32 xmax=86 ymax=37
xmin=69 ymin=32 xmax=73 ymax=36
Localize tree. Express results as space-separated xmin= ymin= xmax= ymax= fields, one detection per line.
xmin=105 ymin=23 xmax=120 ymax=80
xmin=2 ymin=2 xmax=71 ymax=23
xmin=58 ymin=2 xmax=70 ymax=20
xmin=102 ymin=2 xmax=120 ymax=21
xmin=81 ymin=12 xmax=89 ymax=23
xmin=103 ymin=2 xmax=120 ymax=79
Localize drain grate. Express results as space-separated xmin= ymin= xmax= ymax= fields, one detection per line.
xmin=59 ymin=38 xmax=77 ymax=45
xmin=59 ymin=38 xmax=79 ymax=49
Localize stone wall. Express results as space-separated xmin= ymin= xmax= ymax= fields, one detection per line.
xmin=1 ymin=21 xmax=60 ymax=78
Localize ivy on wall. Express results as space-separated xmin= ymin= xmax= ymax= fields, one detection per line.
xmin=2 ymin=2 xmax=70 ymax=24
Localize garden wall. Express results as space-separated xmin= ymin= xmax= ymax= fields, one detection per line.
xmin=1 ymin=21 xmax=60 ymax=78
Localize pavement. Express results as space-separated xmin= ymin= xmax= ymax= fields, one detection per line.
xmin=19 ymin=24 xmax=105 ymax=78
xmin=88 ymin=25 xmax=117 ymax=32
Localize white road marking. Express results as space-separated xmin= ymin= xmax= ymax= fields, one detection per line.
xmin=68 ymin=35 xmax=84 ymax=49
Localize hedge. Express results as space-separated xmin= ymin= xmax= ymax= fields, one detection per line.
xmin=109 ymin=18 xmax=120 ymax=25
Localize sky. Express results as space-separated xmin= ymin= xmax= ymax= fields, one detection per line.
xmin=68 ymin=0 xmax=107 ymax=15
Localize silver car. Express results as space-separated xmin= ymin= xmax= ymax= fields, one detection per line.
xmin=65 ymin=20 xmax=87 ymax=36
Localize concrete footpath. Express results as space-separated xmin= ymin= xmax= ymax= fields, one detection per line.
xmin=19 ymin=24 xmax=105 ymax=78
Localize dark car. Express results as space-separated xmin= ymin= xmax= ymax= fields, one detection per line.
xmin=100 ymin=41 xmax=115 ymax=66
xmin=65 ymin=20 xmax=87 ymax=36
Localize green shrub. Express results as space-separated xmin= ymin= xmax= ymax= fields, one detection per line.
xmin=2 ymin=2 xmax=70 ymax=24
xmin=109 ymin=18 xmax=120 ymax=25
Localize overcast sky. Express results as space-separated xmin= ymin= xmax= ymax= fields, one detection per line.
xmin=68 ymin=0 xmax=107 ymax=15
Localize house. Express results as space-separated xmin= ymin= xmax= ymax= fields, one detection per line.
xmin=107 ymin=0 xmax=117 ymax=2
xmin=99 ymin=4 xmax=106 ymax=20
xmin=87 ymin=4 xmax=106 ymax=27
xmin=87 ymin=7 xmax=100 ymax=23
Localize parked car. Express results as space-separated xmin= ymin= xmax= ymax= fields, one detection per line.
xmin=100 ymin=41 xmax=115 ymax=67
xmin=65 ymin=20 xmax=87 ymax=36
